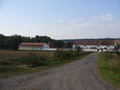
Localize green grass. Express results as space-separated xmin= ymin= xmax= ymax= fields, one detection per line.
xmin=97 ymin=53 xmax=120 ymax=89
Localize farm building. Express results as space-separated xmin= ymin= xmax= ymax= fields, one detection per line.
xmin=19 ymin=43 xmax=50 ymax=50
xmin=73 ymin=40 xmax=118 ymax=52
xmin=116 ymin=40 xmax=120 ymax=49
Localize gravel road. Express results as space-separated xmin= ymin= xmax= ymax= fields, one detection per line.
xmin=0 ymin=53 xmax=116 ymax=90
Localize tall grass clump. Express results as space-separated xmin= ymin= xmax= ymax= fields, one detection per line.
xmin=103 ymin=52 xmax=120 ymax=74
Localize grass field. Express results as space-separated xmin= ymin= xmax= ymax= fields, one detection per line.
xmin=0 ymin=50 xmax=55 ymax=59
xmin=0 ymin=50 xmax=55 ymax=77
xmin=97 ymin=52 xmax=120 ymax=89
xmin=0 ymin=50 xmax=91 ymax=78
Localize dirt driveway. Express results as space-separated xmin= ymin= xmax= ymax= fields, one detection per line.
xmin=0 ymin=53 xmax=116 ymax=90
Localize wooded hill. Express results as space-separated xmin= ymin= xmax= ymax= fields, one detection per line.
xmin=61 ymin=38 xmax=120 ymax=42
xmin=0 ymin=34 xmax=73 ymax=50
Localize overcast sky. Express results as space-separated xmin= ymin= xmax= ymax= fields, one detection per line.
xmin=0 ymin=0 xmax=120 ymax=39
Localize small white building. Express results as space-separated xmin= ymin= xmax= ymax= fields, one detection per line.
xmin=19 ymin=43 xmax=50 ymax=50
xmin=73 ymin=40 xmax=117 ymax=52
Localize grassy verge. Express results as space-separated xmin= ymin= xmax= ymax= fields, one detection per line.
xmin=0 ymin=51 xmax=92 ymax=78
xmin=97 ymin=53 xmax=120 ymax=89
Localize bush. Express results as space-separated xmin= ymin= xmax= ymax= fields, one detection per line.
xmin=21 ymin=53 xmax=47 ymax=67
xmin=0 ymin=60 xmax=9 ymax=65
xmin=54 ymin=50 xmax=89 ymax=61
xmin=62 ymin=51 xmax=71 ymax=59
xmin=54 ymin=50 xmax=72 ymax=60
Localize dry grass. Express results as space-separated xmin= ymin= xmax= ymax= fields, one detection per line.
xmin=0 ymin=50 xmax=55 ymax=77
xmin=0 ymin=50 xmax=55 ymax=59
xmin=0 ymin=50 xmax=91 ymax=78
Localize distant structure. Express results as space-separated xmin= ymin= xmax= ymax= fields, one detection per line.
xmin=73 ymin=40 xmax=118 ymax=52
xmin=116 ymin=40 xmax=120 ymax=50
xmin=19 ymin=43 xmax=50 ymax=50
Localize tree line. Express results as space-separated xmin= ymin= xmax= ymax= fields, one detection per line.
xmin=0 ymin=34 xmax=73 ymax=50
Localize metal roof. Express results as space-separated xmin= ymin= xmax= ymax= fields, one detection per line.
xmin=74 ymin=40 xmax=115 ymax=46
xmin=19 ymin=43 xmax=47 ymax=47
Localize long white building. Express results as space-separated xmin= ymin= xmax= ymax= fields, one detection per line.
xmin=19 ymin=43 xmax=50 ymax=50
xmin=73 ymin=40 xmax=118 ymax=52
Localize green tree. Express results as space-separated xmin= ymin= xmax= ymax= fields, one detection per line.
xmin=35 ymin=35 xmax=40 ymax=42
xmin=40 ymin=36 xmax=52 ymax=43
xmin=65 ymin=42 xmax=73 ymax=48
xmin=5 ymin=35 xmax=22 ymax=50
xmin=0 ymin=34 xmax=5 ymax=49
xmin=22 ymin=36 xmax=31 ymax=42
xmin=75 ymin=45 xmax=82 ymax=52
xmin=0 ymin=34 xmax=9 ymax=49
xmin=53 ymin=40 xmax=64 ymax=48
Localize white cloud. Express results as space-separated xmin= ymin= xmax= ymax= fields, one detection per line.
xmin=75 ymin=22 xmax=97 ymax=27
xmin=65 ymin=22 xmax=102 ymax=30
xmin=64 ymin=22 xmax=120 ymax=38
xmin=68 ymin=18 xmax=84 ymax=23
xmin=92 ymin=14 xmax=114 ymax=21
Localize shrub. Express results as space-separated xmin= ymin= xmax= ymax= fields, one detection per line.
xmin=54 ymin=50 xmax=72 ymax=60
xmin=62 ymin=51 xmax=71 ymax=59
xmin=0 ymin=60 xmax=9 ymax=65
xmin=21 ymin=53 xmax=47 ymax=67
xmin=74 ymin=45 xmax=83 ymax=52
xmin=54 ymin=50 xmax=89 ymax=61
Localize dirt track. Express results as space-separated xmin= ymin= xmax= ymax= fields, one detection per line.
xmin=0 ymin=53 xmax=116 ymax=90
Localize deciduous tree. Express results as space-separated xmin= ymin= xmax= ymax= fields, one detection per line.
xmin=5 ymin=35 xmax=22 ymax=50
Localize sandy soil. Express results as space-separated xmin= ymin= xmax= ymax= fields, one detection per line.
xmin=0 ymin=53 xmax=116 ymax=90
